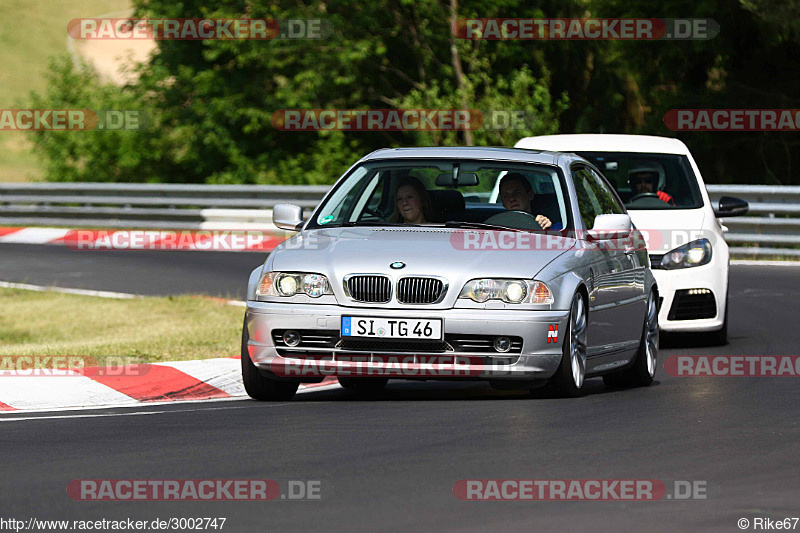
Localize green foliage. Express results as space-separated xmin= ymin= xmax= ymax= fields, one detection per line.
xmin=26 ymin=0 xmax=800 ymax=184
xmin=28 ymin=56 xmax=157 ymax=182
xmin=397 ymin=65 xmax=568 ymax=146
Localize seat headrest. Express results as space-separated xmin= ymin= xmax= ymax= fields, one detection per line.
xmin=430 ymin=189 xmax=466 ymax=212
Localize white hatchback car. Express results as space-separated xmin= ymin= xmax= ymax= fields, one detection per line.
xmin=515 ymin=134 xmax=748 ymax=344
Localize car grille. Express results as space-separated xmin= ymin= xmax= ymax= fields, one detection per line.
xmin=339 ymin=339 xmax=448 ymax=352
xmin=328 ymin=334 xmax=522 ymax=354
xmin=667 ymin=289 xmax=717 ymax=320
xmin=397 ymin=277 xmax=445 ymax=304
xmin=345 ymin=275 xmax=391 ymax=303
xmin=649 ymin=254 xmax=665 ymax=269
xmin=277 ymin=352 xmax=520 ymax=367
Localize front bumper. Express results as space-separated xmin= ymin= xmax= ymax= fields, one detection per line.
xmin=651 ymin=261 xmax=727 ymax=332
xmin=245 ymin=301 xmax=570 ymax=382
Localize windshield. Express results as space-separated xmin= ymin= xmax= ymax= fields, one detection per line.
xmin=308 ymin=159 xmax=572 ymax=231
xmin=574 ymin=152 xmax=704 ymax=210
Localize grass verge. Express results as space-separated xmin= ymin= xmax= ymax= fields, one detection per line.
xmin=0 ymin=287 xmax=244 ymax=362
xmin=0 ymin=0 xmax=132 ymax=182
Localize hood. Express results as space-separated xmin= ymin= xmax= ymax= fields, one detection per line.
xmin=270 ymin=227 xmax=573 ymax=307
xmin=628 ymin=209 xmax=709 ymax=253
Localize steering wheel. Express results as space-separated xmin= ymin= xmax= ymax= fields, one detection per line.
xmin=628 ymin=192 xmax=661 ymax=203
xmin=484 ymin=210 xmax=544 ymax=230
xmin=362 ymin=207 xmax=388 ymax=219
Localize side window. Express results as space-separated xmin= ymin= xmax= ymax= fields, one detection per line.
xmin=572 ymin=168 xmax=603 ymax=229
xmin=587 ymin=168 xmax=624 ymax=215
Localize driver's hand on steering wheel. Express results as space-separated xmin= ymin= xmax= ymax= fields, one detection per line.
xmin=535 ymin=215 xmax=552 ymax=230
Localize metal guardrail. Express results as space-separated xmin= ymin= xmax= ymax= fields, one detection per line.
xmin=0 ymin=182 xmax=798 ymax=257
xmin=0 ymin=183 xmax=329 ymax=229
xmin=706 ymin=185 xmax=800 ymax=257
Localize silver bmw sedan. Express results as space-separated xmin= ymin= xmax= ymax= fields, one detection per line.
xmin=242 ymin=147 xmax=659 ymax=399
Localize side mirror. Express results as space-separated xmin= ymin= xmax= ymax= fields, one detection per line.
xmin=273 ymin=204 xmax=304 ymax=231
xmin=714 ymin=196 xmax=749 ymax=217
xmin=587 ymin=214 xmax=632 ymax=241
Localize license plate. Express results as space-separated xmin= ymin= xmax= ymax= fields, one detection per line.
xmin=341 ymin=317 xmax=443 ymax=340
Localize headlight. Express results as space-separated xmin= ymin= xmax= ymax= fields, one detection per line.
xmin=659 ymin=239 xmax=712 ymax=269
xmin=459 ymin=279 xmax=553 ymax=304
xmin=257 ymin=272 xmax=333 ymax=298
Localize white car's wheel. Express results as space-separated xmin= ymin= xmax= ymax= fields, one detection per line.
xmin=705 ymin=290 xmax=729 ymax=346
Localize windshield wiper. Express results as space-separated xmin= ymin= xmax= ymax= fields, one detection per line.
xmin=443 ymin=221 xmax=527 ymax=232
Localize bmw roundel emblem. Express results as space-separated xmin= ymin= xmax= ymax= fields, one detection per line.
xmin=390 ymin=261 xmax=406 ymax=269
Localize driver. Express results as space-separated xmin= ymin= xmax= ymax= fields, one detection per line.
xmin=499 ymin=173 xmax=552 ymax=229
xmin=628 ymin=164 xmax=675 ymax=206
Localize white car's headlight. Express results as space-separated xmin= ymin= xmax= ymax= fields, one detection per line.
xmin=659 ymin=239 xmax=712 ymax=269
xmin=257 ymin=272 xmax=333 ymax=298
xmin=459 ymin=279 xmax=553 ymax=304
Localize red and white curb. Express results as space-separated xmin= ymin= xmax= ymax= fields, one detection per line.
xmin=0 ymin=357 xmax=341 ymax=413
xmin=0 ymin=226 xmax=287 ymax=252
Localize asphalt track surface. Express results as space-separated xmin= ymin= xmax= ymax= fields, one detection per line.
xmin=1 ymin=244 xmax=799 ymax=532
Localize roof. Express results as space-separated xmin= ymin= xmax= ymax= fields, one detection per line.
xmin=514 ymin=134 xmax=691 ymax=155
xmin=361 ymin=146 xmax=564 ymax=165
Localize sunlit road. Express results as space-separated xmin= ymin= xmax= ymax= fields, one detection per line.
xmin=1 ymin=244 xmax=798 ymax=532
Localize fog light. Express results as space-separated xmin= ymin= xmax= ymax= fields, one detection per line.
xmin=494 ymin=336 xmax=512 ymax=353
xmin=283 ymin=330 xmax=301 ymax=347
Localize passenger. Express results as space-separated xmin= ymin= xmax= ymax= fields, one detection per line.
xmin=628 ymin=164 xmax=675 ymax=205
xmin=393 ymin=176 xmax=432 ymax=224
xmin=498 ymin=173 xmax=552 ymax=229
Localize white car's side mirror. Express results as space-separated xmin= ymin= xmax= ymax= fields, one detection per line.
xmin=714 ymin=196 xmax=749 ymax=217
xmin=587 ymin=214 xmax=632 ymax=241
xmin=273 ymin=203 xmax=304 ymax=231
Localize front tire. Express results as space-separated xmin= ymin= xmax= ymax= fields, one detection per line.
xmin=705 ymin=297 xmax=728 ymax=346
xmin=547 ymin=292 xmax=588 ymax=398
xmin=604 ymin=289 xmax=658 ymax=388
xmin=241 ymin=318 xmax=299 ymax=401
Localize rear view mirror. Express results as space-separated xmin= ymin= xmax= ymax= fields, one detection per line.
xmin=435 ymin=172 xmax=479 ymax=186
xmin=587 ymin=214 xmax=632 ymax=240
xmin=714 ymin=196 xmax=749 ymax=217
xmin=273 ymin=203 xmax=304 ymax=231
